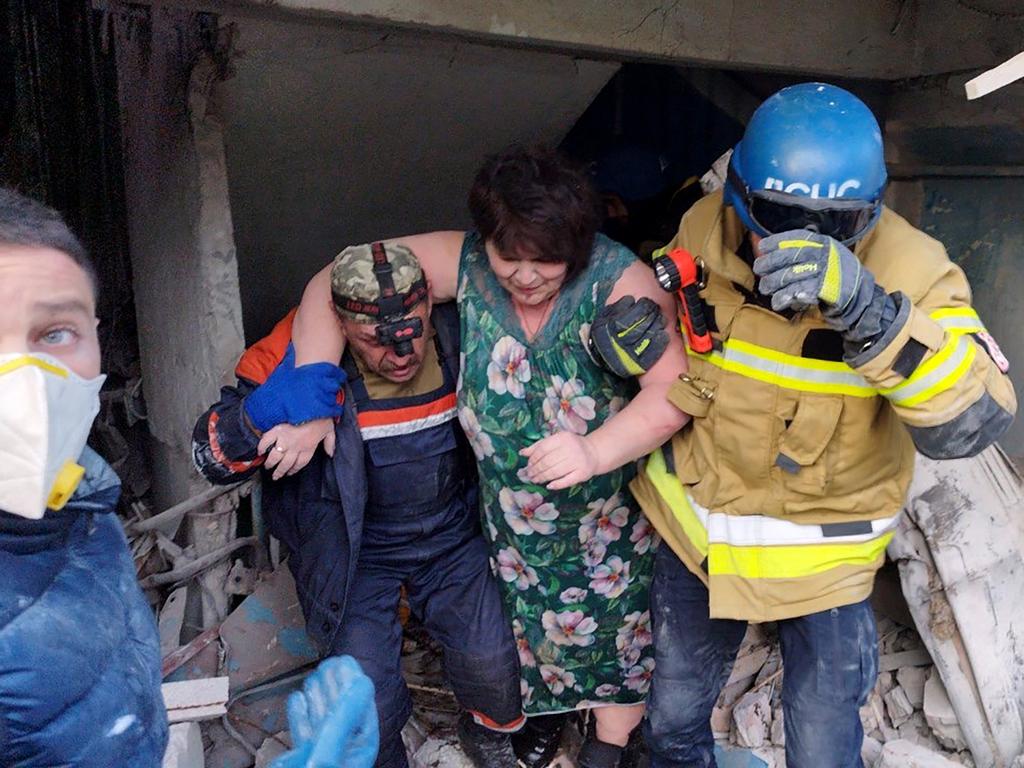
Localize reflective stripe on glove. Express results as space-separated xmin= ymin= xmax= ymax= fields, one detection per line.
xmin=243 ymin=344 xmax=346 ymax=433
xmin=588 ymin=295 xmax=669 ymax=378
xmin=270 ymin=655 xmax=379 ymax=768
xmin=753 ymin=229 xmax=877 ymax=333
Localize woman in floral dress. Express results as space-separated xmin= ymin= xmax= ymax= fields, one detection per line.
xmin=291 ymin=145 xmax=688 ymax=767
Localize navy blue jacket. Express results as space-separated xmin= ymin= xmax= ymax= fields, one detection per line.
xmin=192 ymin=304 xmax=462 ymax=652
xmin=0 ymin=448 xmax=168 ymax=767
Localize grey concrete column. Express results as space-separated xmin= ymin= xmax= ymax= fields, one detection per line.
xmin=113 ymin=7 xmax=245 ymax=508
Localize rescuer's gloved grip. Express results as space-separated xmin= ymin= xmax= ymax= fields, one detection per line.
xmin=243 ymin=344 xmax=347 ymax=433
xmin=754 ymin=229 xmax=877 ymax=332
xmin=588 ymin=295 xmax=669 ymax=378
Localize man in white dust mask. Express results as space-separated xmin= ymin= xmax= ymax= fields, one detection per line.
xmin=0 ymin=188 xmax=168 ymax=766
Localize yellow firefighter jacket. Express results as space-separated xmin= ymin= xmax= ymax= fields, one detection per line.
xmin=631 ymin=192 xmax=1017 ymax=622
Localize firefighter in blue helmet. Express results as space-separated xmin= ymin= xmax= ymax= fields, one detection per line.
xmin=193 ymin=242 xmax=523 ymax=768
xmin=634 ymin=83 xmax=1015 ymax=767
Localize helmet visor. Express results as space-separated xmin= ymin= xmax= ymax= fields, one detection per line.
xmin=748 ymin=194 xmax=877 ymax=244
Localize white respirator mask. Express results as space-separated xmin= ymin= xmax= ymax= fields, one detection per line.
xmin=0 ymin=353 xmax=105 ymax=519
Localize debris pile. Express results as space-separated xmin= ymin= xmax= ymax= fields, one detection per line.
xmin=395 ymin=611 xmax=980 ymax=768
xmin=133 ymin=464 xmax=1014 ymax=768
xmin=704 ymin=615 xmax=977 ymax=768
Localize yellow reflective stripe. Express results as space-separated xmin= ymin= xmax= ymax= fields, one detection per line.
xmin=613 ymin=343 xmax=645 ymax=376
xmin=928 ymin=307 xmax=986 ymax=335
xmin=881 ymin=334 xmax=975 ymax=407
xmin=708 ymin=533 xmax=892 ymax=580
xmin=778 ymin=239 xmax=823 ymax=250
xmin=929 ymin=307 xmax=981 ymax=322
xmin=894 ymin=343 xmax=976 ymax=408
xmin=727 ymin=339 xmax=853 ymax=373
xmin=820 ymin=241 xmax=842 ymax=305
xmin=0 ymin=356 xmax=68 ymax=378
xmin=644 ymin=448 xmax=708 ymax=556
xmin=690 ymin=339 xmax=876 ymax=398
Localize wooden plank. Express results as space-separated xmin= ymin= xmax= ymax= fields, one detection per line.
xmin=966 ymin=51 xmax=1024 ymax=100
xmin=162 ymin=677 xmax=230 ymax=724
xmin=878 ymin=648 xmax=933 ymax=673
xmin=130 ymin=479 xmax=253 ymax=534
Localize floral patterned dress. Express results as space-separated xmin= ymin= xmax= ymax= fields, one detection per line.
xmin=456 ymin=231 xmax=658 ymax=715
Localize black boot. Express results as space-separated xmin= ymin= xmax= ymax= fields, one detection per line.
xmin=457 ymin=713 xmax=519 ymax=768
xmin=577 ymin=736 xmax=624 ymax=768
xmin=512 ymin=713 xmax=568 ymax=768
xmin=619 ymin=725 xmax=649 ymax=768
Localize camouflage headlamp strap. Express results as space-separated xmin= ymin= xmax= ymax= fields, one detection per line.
xmin=332 ymin=242 xmax=428 ymax=319
xmin=370 ymin=241 xmax=402 ymax=320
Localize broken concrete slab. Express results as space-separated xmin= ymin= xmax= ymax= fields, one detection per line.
xmin=885 ymin=685 xmax=916 ymax=728
xmin=897 ymin=665 xmax=929 ymax=709
xmin=162 ymin=677 xmax=230 ymax=723
xmin=862 ymin=735 xmax=883 ymax=768
xmin=898 ymin=712 xmax=945 ymax=754
xmin=893 ymin=447 xmax=1024 ymax=766
xmin=924 ymin=670 xmax=967 ymax=752
xmin=733 ymin=689 xmax=771 ymax=749
xmin=162 ymin=722 xmax=204 ymax=768
xmin=878 ymin=739 xmax=962 ymax=767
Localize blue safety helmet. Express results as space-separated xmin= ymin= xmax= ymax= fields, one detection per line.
xmin=724 ymin=82 xmax=887 ymax=245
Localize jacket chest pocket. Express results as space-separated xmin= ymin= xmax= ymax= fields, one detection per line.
xmin=773 ymin=392 xmax=844 ymax=497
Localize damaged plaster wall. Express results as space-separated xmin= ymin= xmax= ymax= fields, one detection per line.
xmin=217 ymin=16 xmax=619 ymax=340
xmin=885 ymin=77 xmax=1024 ymax=459
xmin=919 ymin=180 xmax=1024 ymax=458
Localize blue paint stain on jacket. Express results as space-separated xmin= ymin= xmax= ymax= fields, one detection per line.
xmin=0 ymin=447 xmax=168 ymax=767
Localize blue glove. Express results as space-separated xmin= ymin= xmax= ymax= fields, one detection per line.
xmin=754 ymin=230 xmax=879 ymax=333
xmin=270 ymin=656 xmax=379 ymax=768
xmin=243 ymin=344 xmax=346 ymax=433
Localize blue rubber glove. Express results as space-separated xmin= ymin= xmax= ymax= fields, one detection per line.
xmin=753 ymin=229 xmax=879 ymax=333
xmin=243 ymin=344 xmax=346 ymax=433
xmin=270 ymin=656 xmax=379 ymax=768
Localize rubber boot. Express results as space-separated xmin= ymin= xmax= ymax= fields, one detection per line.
xmin=512 ymin=713 xmax=568 ymax=768
xmin=457 ymin=712 xmax=519 ymax=768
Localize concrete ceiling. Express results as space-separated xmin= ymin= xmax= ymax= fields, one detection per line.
xmin=188 ymin=0 xmax=1024 ymax=81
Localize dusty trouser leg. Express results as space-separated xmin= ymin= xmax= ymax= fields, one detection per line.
xmin=644 ymin=546 xmax=747 ymax=768
xmin=777 ymin=599 xmax=877 ymax=768
xmin=407 ymin=527 xmax=523 ymax=765
xmin=329 ymin=559 xmax=411 ymax=768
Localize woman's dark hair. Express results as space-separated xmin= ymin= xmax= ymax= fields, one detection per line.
xmin=468 ymin=144 xmax=601 ymax=282
xmin=0 ymin=187 xmax=96 ymax=295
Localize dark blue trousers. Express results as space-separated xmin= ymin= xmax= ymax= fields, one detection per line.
xmin=330 ymin=494 xmax=521 ymax=768
xmin=644 ymin=546 xmax=878 ymax=768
